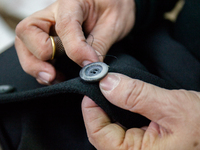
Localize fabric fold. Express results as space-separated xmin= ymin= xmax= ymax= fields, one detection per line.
xmin=0 ymin=50 xmax=178 ymax=129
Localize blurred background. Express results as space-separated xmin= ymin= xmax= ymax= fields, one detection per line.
xmin=0 ymin=0 xmax=184 ymax=149
xmin=0 ymin=0 xmax=56 ymax=53
xmin=0 ymin=0 xmax=56 ymax=149
xmin=0 ymin=0 xmax=185 ymax=54
xmin=0 ymin=0 xmax=184 ymax=54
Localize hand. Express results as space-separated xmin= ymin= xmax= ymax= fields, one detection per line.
xmin=82 ymin=73 xmax=200 ymax=150
xmin=15 ymin=0 xmax=135 ymax=85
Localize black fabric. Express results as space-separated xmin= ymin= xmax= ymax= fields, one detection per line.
xmin=1 ymin=3 xmax=200 ymax=148
xmin=0 ymin=48 xmax=45 ymax=92
xmin=0 ymin=47 xmax=161 ymax=149
xmin=131 ymin=21 xmax=200 ymax=91
xmin=134 ymin=0 xmax=178 ymax=32
xmin=173 ymin=0 xmax=200 ymax=60
xmin=1 ymin=21 xmax=200 ymax=149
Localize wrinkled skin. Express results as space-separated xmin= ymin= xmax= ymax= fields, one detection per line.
xmin=82 ymin=73 xmax=200 ymax=150
xmin=15 ymin=0 xmax=135 ymax=85
xmin=15 ymin=0 xmax=200 ymax=149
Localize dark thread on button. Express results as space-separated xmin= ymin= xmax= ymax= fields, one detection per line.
xmin=80 ymin=62 xmax=108 ymax=82
xmin=90 ymin=68 xmax=100 ymax=75
xmin=85 ymin=65 xmax=103 ymax=77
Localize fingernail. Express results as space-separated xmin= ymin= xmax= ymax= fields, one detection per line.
xmin=37 ymin=72 xmax=52 ymax=84
xmin=100 ymin=73 xmax=120 ymax=92
xmin=82 ymin=60 xmax=92 ymax=67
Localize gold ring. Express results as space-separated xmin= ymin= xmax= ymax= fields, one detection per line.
xmin=50 ymin=36 xmax=56 ymax=60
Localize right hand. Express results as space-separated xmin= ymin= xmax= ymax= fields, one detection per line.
xmin=15 ymin=0 xmax=136 ymax=85
xmin=82 ymin=73 xmax=200 ymax=150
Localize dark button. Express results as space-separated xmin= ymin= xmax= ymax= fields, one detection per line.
xmin=0 ymin=85 xmax=15 ymax=94
xmin=79 ymin=62 xmax=108 ymax=82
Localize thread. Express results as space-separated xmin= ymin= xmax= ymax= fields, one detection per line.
xmin=88 ymin=35 xmax=120 ymax=64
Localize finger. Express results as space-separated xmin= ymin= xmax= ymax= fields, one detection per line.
xmin=15 ymin=5 xmax=56 ymax=61
xmin=99 ymin=73 xmax=179 ymax=125
xmin=82 ymin=96 xmax=124 ymax=149
xmin=82 ymin=96 xmax=145 ymax=150
xmin=55 ymin=0 xmax=99 ymax=66
xmin=84 ymin=17 xmax=123 ymax=61
xmin=83 ymin=0 xmax=135 ymax=61
xmin=15 ymin=36 xmax=56 ymax=85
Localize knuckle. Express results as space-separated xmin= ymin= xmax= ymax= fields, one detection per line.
xmin=14 ymin=36 xmax=20 ymax=47
xmin=55 ymin=16 xmax=72 ymax=36
xmin=15 ymin=22 xmax=21 ymax=36
xmin=15 ymin=21 xmax=25 ymax=37
xmin=15 ymin=18 xmax=31 ymax=37
xmin=124 ymin=129 xmax=144 ymax=150
xmin=36 ymin=44 xmax=52 ymax=60
xmin=170 ymin=89 xmax=187 ymax=101
xmin=87 ymin=135 xmax=95 ymax=145
xmin=31 ymin=36 xmax=52 ymax=60
xmin=20 ymin=60 xmax=33 ymax=75
xmin=126 ymin=128 xmax=143 ymax=136
xmin=124 ymin=80 xmax=146 ymax=111
xmin=87 ymin=133 xmax=100 ymax=149
xmin=55 ymin=22 xmax=63 ymax=36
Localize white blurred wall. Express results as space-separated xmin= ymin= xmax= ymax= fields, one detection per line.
xmin=0 ymin=16 xmax=15 ymax=53
xmin=0 ymin=0 xmax=56 ymax=53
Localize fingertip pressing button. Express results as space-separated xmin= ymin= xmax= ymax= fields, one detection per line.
xmin=79 ymin=62 xmax=108 ymax=82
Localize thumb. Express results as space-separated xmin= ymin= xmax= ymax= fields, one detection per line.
xmin=99 ymin=73 xmax=177 ymax=123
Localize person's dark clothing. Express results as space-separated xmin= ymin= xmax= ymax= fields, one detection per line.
xmin=1 ymin=0 xmax=200 ymax=149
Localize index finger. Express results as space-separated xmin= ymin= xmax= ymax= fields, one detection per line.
xmin=55 ymin=0 xmax=99 ymax=66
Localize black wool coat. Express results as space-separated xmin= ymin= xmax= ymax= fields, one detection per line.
xmin=0 ymin=0 xmax=200 ymax=149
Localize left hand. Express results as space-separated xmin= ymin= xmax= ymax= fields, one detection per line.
xmin=15 ymin=0 xmax=135 ymax=85
xmin=82 ymin=73 xmax=200 ymax=150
